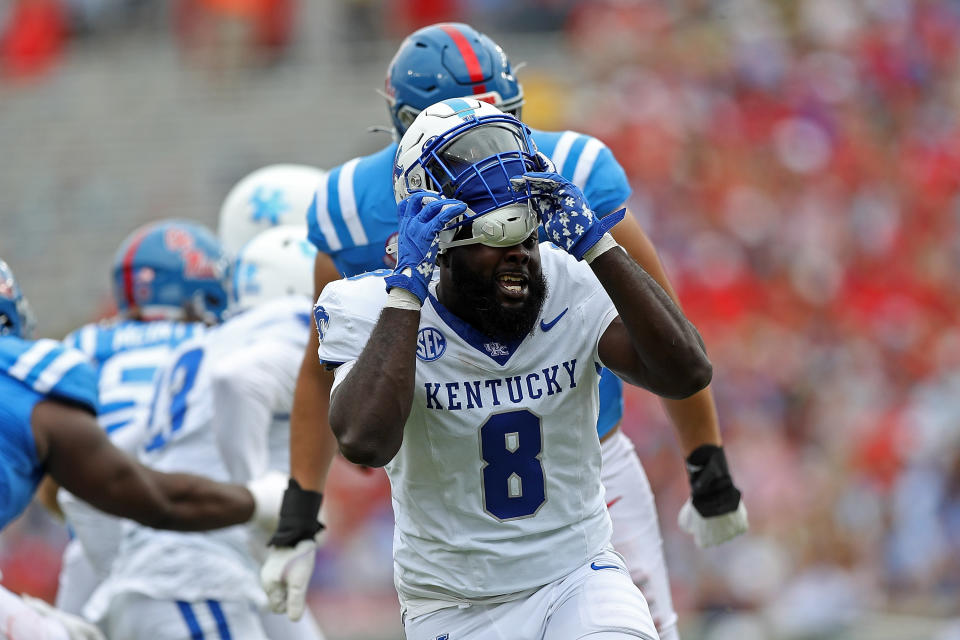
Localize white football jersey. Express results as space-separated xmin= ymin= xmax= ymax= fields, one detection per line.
xmin=85 ymin=297 xmax=311 ymax=617
xmin=56 ymin=320 xmax=205 ymax=614
xmin=316 ymin=244 xmax=617 ymax=612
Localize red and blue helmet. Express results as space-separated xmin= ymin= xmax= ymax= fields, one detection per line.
xmin=0 ymin=259 xmax=36 ymax=338
xmin=384 ymin=23 xmax=524 ymax=136
xmin=111 ymin=220 xmax=230 ymax=324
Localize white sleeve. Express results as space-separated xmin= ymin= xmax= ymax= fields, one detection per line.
xmin=210 ymin=338 xmax=302 ymax=483
xmin=314 ymin=276 xmax=385 ymax=366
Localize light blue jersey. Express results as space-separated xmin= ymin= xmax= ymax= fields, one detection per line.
xmin=306 ymin=130 xmax=629 ymax=437
xmin=0 ymin=336 xmax=98 ymax=529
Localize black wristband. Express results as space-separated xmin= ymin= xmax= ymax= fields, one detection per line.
xmin=685 ymin=444 xmax=741 ymax=517
xmin=267 ymin=478 xmax=325 ymax=547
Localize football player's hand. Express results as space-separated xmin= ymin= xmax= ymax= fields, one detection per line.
xmin=677 ymin=445 xmax=748 ymax=548
xmin=261 ymin=479 xmax=325 ymax=621
xmin=384 ymin=191 xmax=467 ymax=303
xmin=510 ymin=172 xmax=625 ymax=261
xmin=261 ymin=536 xmax=322 ymax=621
xmin=21 ymin=594 xmax=106 ymax=640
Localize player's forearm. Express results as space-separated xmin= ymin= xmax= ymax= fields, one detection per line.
xmin=136 ymin=468 xmax=255 ymax=531
xmin=661 ymin=386 xmax=723 ymax=455
xmin=592 ymin=247 xmax=712 ymax=398
xmin=329 ymin=308 xmax=419 ymax=467
xmin=289 ymin=350 xmax=338 ymax=491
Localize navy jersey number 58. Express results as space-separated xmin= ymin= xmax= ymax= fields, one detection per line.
xmin=480 ymin=410 xmax=546 ymax=520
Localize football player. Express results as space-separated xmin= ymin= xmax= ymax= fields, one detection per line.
xmin=0 ymin=255 xmax=282 ymax=639
xmin=276 ymin=99 xmax=721 ymax=640
xmin=265 ymin=23 xmax=747 ymax=639
xmin=43 ymin=219 xmax=231 ymax=618
xmin=85 ymin=226 xmax=325 ymax=640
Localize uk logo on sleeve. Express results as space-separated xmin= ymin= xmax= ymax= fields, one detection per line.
xmin=313 ymin=305 xmax=330 ymax=340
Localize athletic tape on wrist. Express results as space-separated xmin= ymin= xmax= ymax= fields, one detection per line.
xmin=584 ymin=233 xmax=620 ymax=264
xmin=384 ymin=287 xmax=422 ymax=310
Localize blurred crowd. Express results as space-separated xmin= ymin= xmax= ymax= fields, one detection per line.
xmin=3 ymin=0 xmax=960 ymax=639
xmin=548 ymin=0 xmax=960 ymax=637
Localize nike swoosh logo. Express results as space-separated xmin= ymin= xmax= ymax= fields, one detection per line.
xmin=606 ymin=496 xmax=622 ymax=509
xmin=590 ymin=562 xmax=620 ymax=571
xmin=539 ymin=308 xmax=568 ymax=332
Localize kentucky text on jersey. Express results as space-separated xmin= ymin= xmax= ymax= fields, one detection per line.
xmin=424 ymin=359 xmax=578 ymax=411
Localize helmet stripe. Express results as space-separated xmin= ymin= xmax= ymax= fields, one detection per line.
xmin=440 ymin=24 xmax=486 ymax=90
xmin=121 ymin=226 xmax=152 ymax=309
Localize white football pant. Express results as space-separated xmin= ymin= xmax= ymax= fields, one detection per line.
xmin=404 ymin=547 xmax=659 ymax=640
xmin=101 ymin=592 xmax=268 ymax=640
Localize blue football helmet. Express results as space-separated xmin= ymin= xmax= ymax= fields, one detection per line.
xmin=393 ymin=99 xmax=543 ymax=252
xmin=384 ymin=22 xmax=524 ymax=135
xmin=112 ymin=220 xmax=230 ymax=324
xmin=0 ymin=259 xmax=36 ymax=338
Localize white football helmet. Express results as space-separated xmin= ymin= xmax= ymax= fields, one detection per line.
xmin=218 ymin=164 xmax=326 ymax=256
xmin=393 ymin=98 xmax=544 ymax=252
xmin=232 ymin=226 xmax=318 ymax=312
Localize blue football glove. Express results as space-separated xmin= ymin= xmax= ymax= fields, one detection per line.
xmin=385 ymin=191 xmax=468 ymax=303
xmin=511 ymin=172 xmax=625 ymax=261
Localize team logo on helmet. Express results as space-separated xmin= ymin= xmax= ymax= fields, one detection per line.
xmin=0 ymin=277 xmax=14 ymax=298
xmin=164 ymin=227 xmax=194 ymax=252
xmin=183 ymin=249 xmax=222 ymax=279
xmin=249 ymin=186 xmax=290 ymax=225
xmin=416 ymin=327 xmax=446 ymax=362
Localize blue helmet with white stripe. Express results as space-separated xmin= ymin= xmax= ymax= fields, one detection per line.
xmin=112 ymin=220 xmax=230 ymax=324
xmin=384 ymin=22 xmax=524 ymax=136
xmin=393 ymin=98 xmax=543 ymax=252
xmin=0 ymin=259 xmax=36 ymax=338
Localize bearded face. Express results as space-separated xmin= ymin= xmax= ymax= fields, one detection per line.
xmin=445 ymin=236 xmax=548 ymax=342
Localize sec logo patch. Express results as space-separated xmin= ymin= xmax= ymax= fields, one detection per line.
xmin=416 ymin=327 xmax=446 ymax=361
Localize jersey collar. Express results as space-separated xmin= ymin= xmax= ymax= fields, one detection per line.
xmin=425 ymin=292 xmax=525 ymax=366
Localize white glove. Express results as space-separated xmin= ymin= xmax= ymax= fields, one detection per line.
xmin=260 ymin=534 xmax=322 ymax=621
xmin=678 ymin=497 xmax=749 ymax=548
xmin=246 ymin=470 xmax=288 ymax=533
xmin=21 ymin=594 xmax=106 ymax=640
